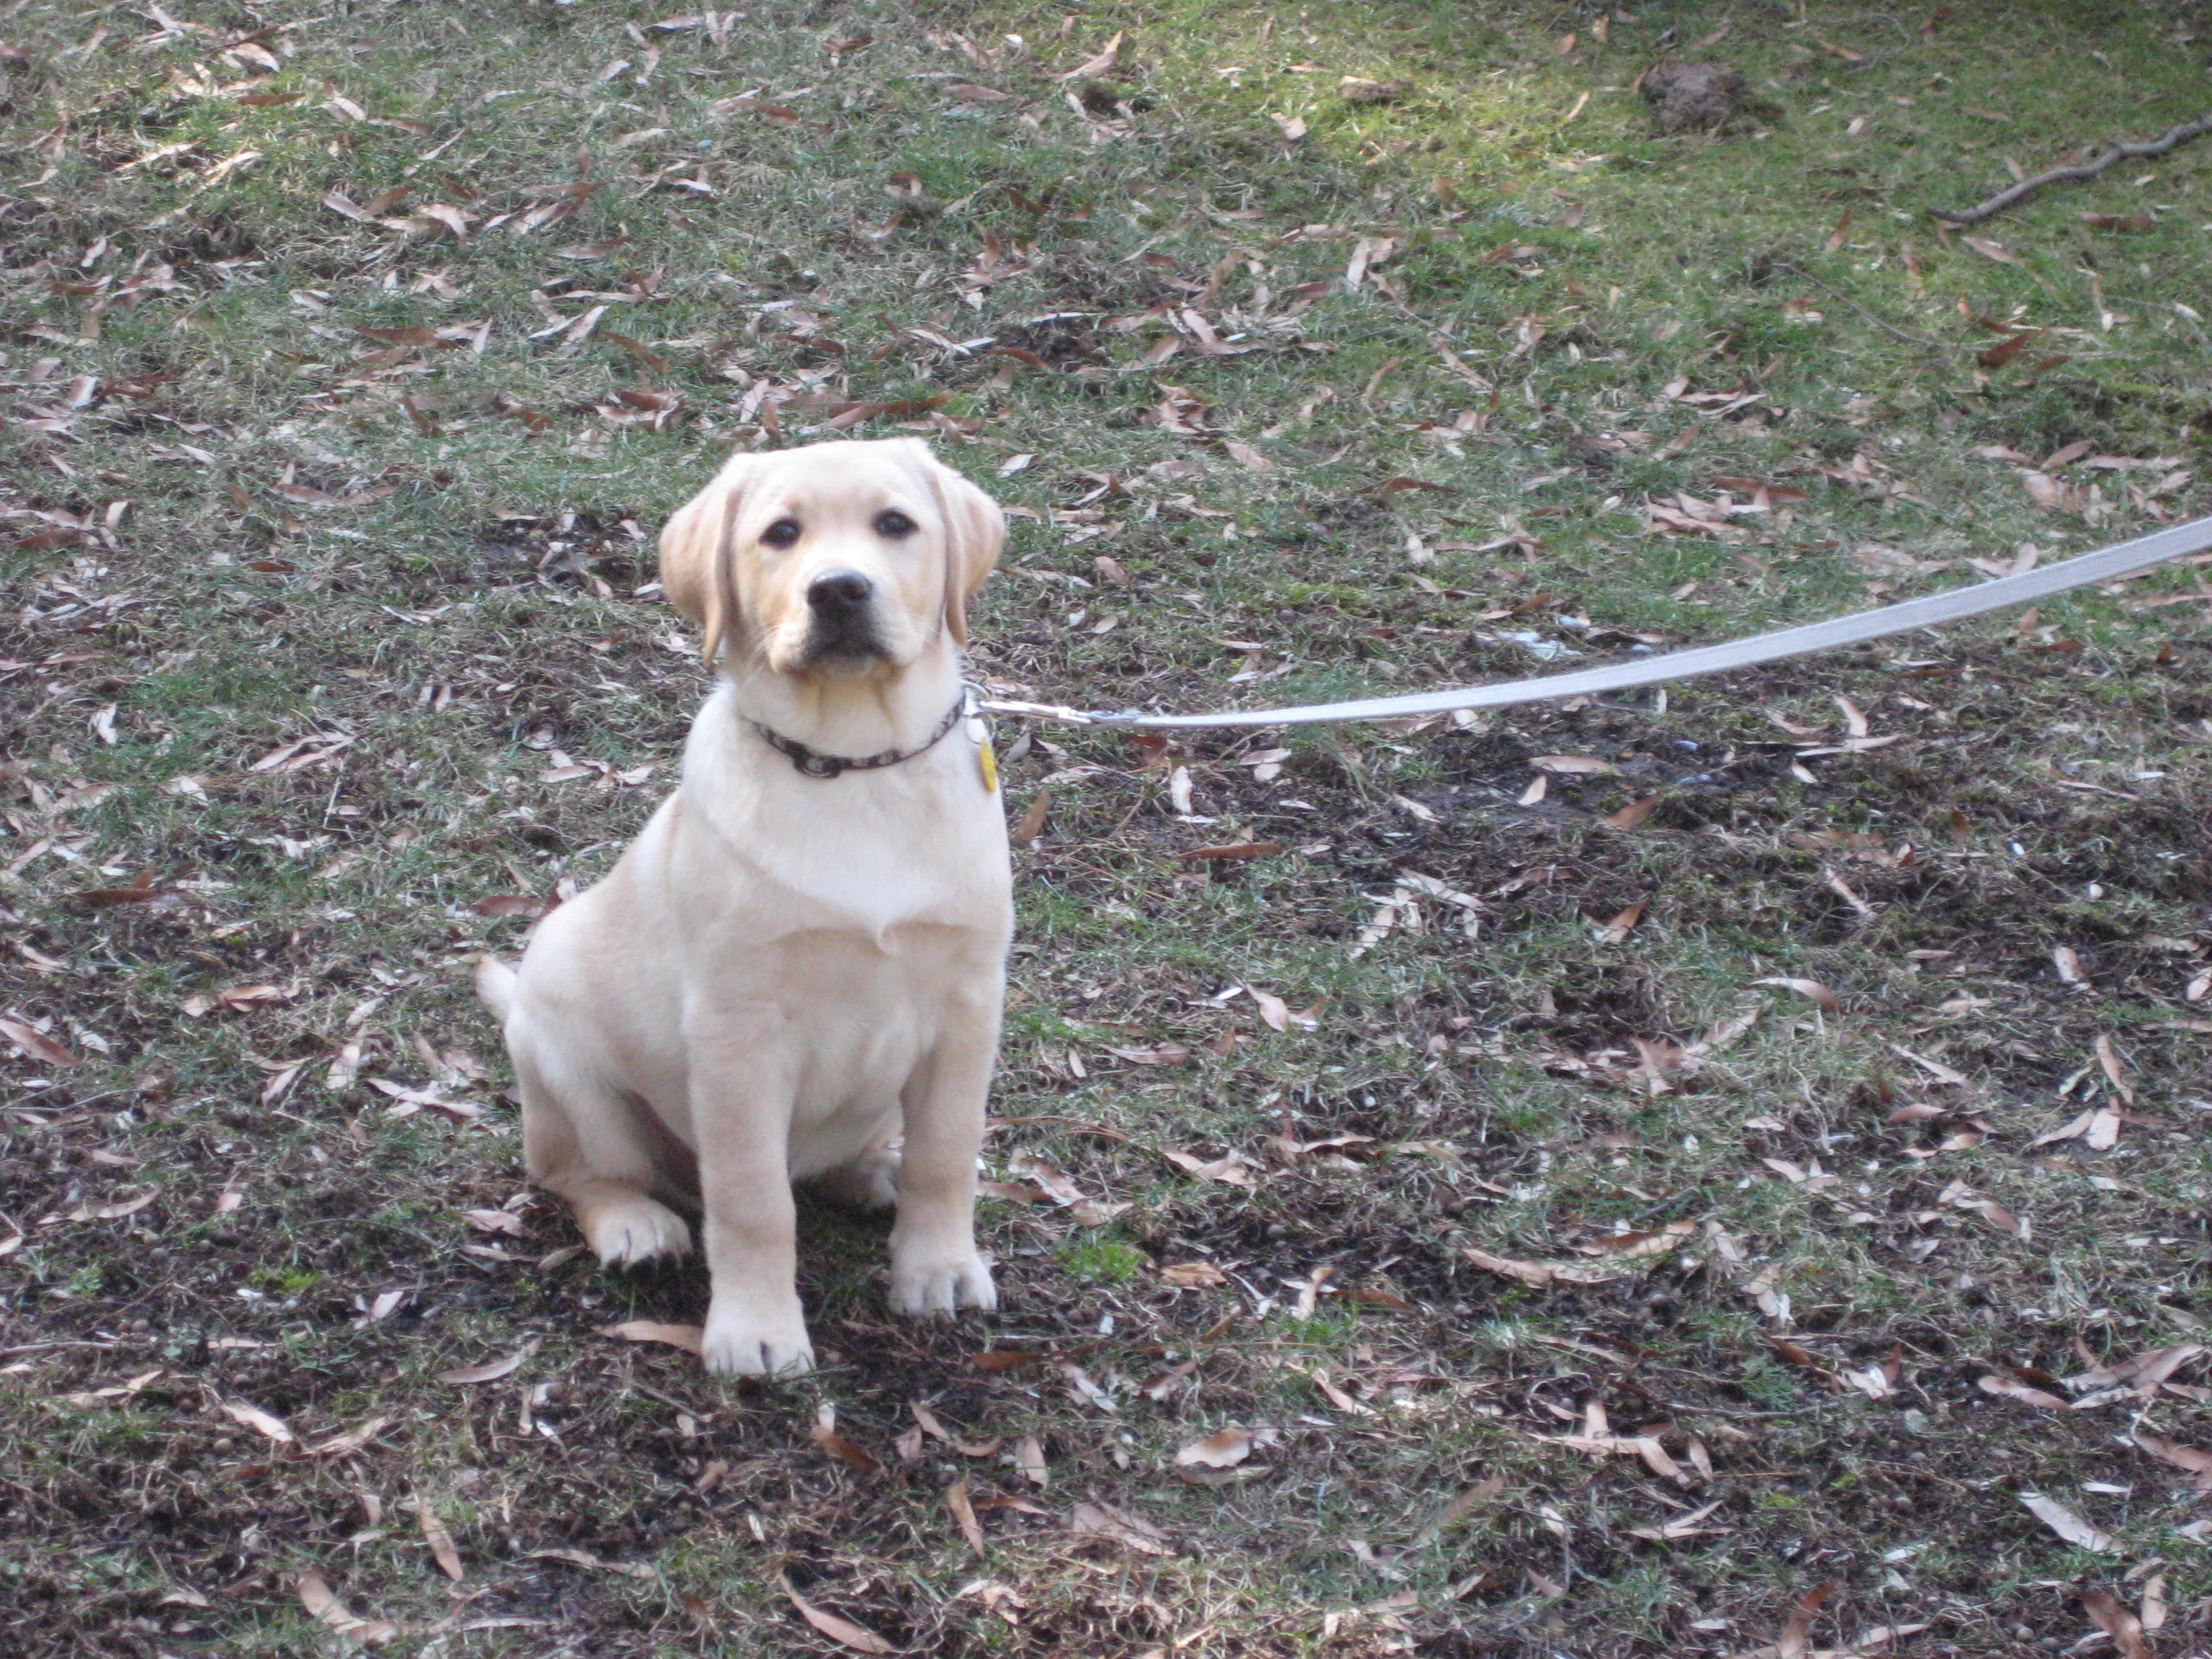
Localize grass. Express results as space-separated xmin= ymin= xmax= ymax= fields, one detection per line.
xmin=2 ymin=0 xmax=2211 ymax=1653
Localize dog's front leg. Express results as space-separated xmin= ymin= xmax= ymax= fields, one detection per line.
xmin=691 ymin=1046 xmax=814 ymax=1377
xmin=889 ymin=990 xmax=1000 ymax=1316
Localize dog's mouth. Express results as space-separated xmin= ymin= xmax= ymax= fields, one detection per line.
xmin=796 ymin=621 xmax=892 ymax=672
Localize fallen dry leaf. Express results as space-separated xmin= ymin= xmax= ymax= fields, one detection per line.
xmin=0 ymin=1016 xmax=77 ymax=1068
xmin=1058 ymin=29 xmax=1124 ymax=80
xmin=2022 ymin=1493 xmax=2116 ymax=1552
xmin=1597 ymin=898 xmax=1647 ymax=944
xmin=2081 ymin=1588 xmax=2152 ymax=1659
xmin=1105 ymin=1043 xmax=1192 ymax=1066
xmin=1974 ymin=1199 xmax=2023 ymax=1238
xmin=1014 ymin=789 xmax=1051 ymax=843
xmin=780 ymin=1575 xmax=896 ymax=1654
xmin=2031 ymin=1109 xmax=2099 ymax=1148
xmin=1578 ymin=1221 xmax=1699 ymax=1259
xmin=220 ymin=1399 xmax=294 ymax=1444
xmin=1159 ymin=1261 xmax=1227 ymax=1287
xmin=1823 ymin=867 xmax=1874 ymax=917
xmin=970 ymin=1349 xmax=1045 ymax=1372
xmin=1626 ymin=1496 xmax=1730 ymax=1543
xmin=417 ymin=1497 xmax=464 ymax=1582
xmin=1768 ymin=1336 xmax=1833 ymax=1380
xmin=2133 ymin=1428 xmax=2212 ymax=1491
xmin=1159 ymin=1147 xmax=1255 ymax=1187
xmin=297 ymin=1571 xmax=397 ymax=1645
xmin=1977 ymin=329 xmax=2039 ymax=369
xmin=417 ymin=202 xmax=472 ymax=240
xmin=1531 ymin=753 xmax=1620 ymax=775
xmin=1545 ymin=1424 xmax=1687 ymax=1485
xmin=1979 ymin=1374 xmax=2070 ymax=1411
xmin=2069 ymin=1343 xmax=2204 ymax=1393
xmin=1892 ymin=1043 xmax=1972 ymax=1087
xmin=1755 ymin=976 xmax=1843 ymax=1015
xmin=310 ymin=1416 xmax=392 ymax=1458
xmin=80 ymin=1189 xmax=158 ymax=1221
xmin=434 ymin=1346 xmax=532 ymax=1385
xmin=2095 ymin=1033 xmax=2134 ymax=1103
xmin=1778 ymin=1581 xmax=1837 ymax=1659
xmin=1017 ymin=1432 xmax=1049 ymax=1487
xmin=1179 ymin=840 xmax=1283 ymax=861
xmin=1308 ymin=1366 xmax=1376 ymax=1417
xmin=471 ymin=894 xmax=550 ymax=918
xmin=362 ymin=1076 xmax=483 ymax=1120
xmin=946 ymin=1478 xmax=986 ymax=1556
xmin=1174 ymin=1426 xmax=1253 ymax=1470
xmin=1069 ymin=1498 xmax=1170 ymax=1554
xmin=529 ymin=1547 xmax=656 ymax=1579
xmin=811 ymin=1405 xmax=885 ymax=1478
xmin=596 ymin=1321 xmax=704 ymax=1354
xmin=1463 ymin=1245 xmax=1658 ymax=1287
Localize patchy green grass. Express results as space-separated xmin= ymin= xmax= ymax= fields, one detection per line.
xmin=3 ymin=0 xmax=2210 ymax=1655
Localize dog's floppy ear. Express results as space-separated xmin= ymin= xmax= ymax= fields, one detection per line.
xmin=914 ymin=444 xmax=1004 ymax=651
xmin=658 ymin=453 xmax=760 ymax=665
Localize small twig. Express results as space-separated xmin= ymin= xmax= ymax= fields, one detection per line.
xmin=1933 ymin=112 xmax=2212 ymax=225
xmin=1771 ymin=261 xmax=1940 ymax=349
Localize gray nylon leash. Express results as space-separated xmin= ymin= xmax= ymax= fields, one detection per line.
xmin=979 ymin=514 xmax=2212 ymax=730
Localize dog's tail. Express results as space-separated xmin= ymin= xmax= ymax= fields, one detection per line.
xmin=474 ymin=953 xmax=518 ymax=1021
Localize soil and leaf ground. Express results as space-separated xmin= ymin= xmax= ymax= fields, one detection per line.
xmin=4 ymin=0 xmax=2211 ymax=1653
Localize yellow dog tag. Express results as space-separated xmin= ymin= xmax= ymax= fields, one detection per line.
xmin=962 ymin=688 xmax=997 ymax=793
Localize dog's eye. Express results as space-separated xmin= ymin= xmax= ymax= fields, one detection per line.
xmin=873 ymin=510 xmax=917 ymax=539
xmin=760 ymin=518 xmax=801 ymax=548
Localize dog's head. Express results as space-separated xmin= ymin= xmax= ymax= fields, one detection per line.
xmin=657 ymin=438 xmax=1004 ymax=678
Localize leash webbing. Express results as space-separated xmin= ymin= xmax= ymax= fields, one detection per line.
xmin=976 ymin=515 xmax=2212 ymax=730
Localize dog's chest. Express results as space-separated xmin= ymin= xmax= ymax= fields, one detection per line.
xmin=680 ymin=747 xmax=1010 ymax=943
xmin=779 ymin=925 xmax=963 ymax=1104
xmin=665 ymin=775 xmax=1008 ymax=1088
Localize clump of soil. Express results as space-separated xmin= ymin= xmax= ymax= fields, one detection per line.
xmin=1340 ymin=78 xmax=1414 ymax=107
xmin=1642 ymin=60 xmax=1750 ymax=132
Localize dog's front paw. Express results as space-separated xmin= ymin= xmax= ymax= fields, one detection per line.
xmin=701 ymin=1295 xmax=814 ymax=1377
xmin=588 ymin=1196 xmax=693 ymax=1269
xmin=889 ymin=1251 xmax=997 ymax=1317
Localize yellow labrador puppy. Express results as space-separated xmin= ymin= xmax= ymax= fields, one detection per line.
xmin=477 ymin=437 xmax=1010 ymax=1375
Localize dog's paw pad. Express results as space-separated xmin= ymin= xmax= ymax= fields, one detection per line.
xmin=589 ymin=1199 xmax=692 ymax=1268
xmin=890 ymin=1254 xmax=997 ymax=1317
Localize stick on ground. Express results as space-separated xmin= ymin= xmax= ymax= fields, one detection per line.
xmin=1932 ymin=112 xmax=2212 ymax=225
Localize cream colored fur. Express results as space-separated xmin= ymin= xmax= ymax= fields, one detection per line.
xmin=477 ymin=437 xmax=1010 ymax=1375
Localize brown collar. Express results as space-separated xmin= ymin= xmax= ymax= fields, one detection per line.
xmin=748 ymin=691 xmax=966 ymax=781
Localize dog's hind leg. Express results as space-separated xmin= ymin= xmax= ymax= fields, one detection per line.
xmin=811 ymin=1137 xmax=901 ymax=1212
xmin=516 ymin=1049 xmax=693 ymax=1269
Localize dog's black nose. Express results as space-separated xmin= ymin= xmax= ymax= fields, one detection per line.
xmin=807 ymin=570 xmax=873 ymax=611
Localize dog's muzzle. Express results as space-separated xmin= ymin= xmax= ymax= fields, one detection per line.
xmin=801 ymin=569 xmax=886 ymax=663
